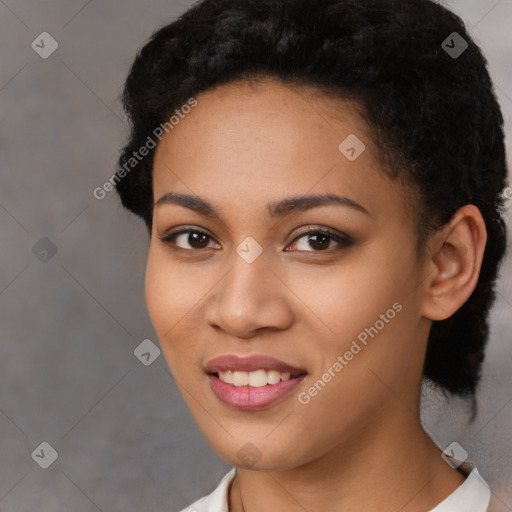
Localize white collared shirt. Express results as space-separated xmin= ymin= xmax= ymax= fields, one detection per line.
xmin=177 ymin=466 xmax=491 ymax=512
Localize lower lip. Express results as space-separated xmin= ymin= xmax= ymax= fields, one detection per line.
xmin=208 ymin=374 xmax=306 ymax=411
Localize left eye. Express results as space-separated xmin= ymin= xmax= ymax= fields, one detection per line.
xmin=288 ymin=229 xmax=353 ymax=252
xmin=159 ymin=228 xmax=353 ymax=252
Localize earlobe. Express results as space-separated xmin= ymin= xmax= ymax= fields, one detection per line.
xmin=421 ymin=205 xmax=487 ymax=321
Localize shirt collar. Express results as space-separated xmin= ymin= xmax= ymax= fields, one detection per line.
xmin=184 ymin=465 xmax=490 ymax=512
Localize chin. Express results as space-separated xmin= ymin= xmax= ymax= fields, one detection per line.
xmin=209 ymin=437 xmax=312 ymax=472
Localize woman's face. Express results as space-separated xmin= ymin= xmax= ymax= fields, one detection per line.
xmin=146 ymin=78 xmax=432 ymax=470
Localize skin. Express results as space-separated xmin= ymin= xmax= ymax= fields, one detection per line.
xmin=145 ymin=77 xmax=487 ymax=511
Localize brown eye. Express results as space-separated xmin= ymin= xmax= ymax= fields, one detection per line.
xmin=287 ymin=229 xmax=353 ymax=252
xmin=159 ymin=226 xmax=353 ymax=253
xmin=159 ymin=229 xmax=218 ymax=250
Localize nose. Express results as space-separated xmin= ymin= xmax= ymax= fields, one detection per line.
xmin=204 ymin=248 xmax=294 ymax=339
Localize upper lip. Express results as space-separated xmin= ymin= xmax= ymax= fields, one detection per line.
xmin=205 ymin=355 xmax=307 ymax=376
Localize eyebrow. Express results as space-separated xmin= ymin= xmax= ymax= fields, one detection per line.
xmin=154 ymin=192 xmax=369 ymax=219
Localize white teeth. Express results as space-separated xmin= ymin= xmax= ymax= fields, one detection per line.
xmin=233 ymin=371 xmax=249 ymax=386
xmin=217 ymin=369 xmax=296 ymax=387
xmin=267 ymin=370 xmax=281 ymax=385
xmin=248 ymin=369 xmax=268 ymax=387
xmin=218 ymin=370 xmax=234 ymax=384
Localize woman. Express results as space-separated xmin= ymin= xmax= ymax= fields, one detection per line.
xmin=114 ymin=0 xmax=508 ymax=510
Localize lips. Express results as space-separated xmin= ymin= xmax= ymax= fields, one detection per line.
xmin=205 ymin=354 xmax=306 ymax=376
xmin=205 ymin=354 xmax=307 ymax=411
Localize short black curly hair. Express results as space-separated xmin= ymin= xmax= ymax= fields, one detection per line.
xmin=115 ymin=0 xmax=508 ymax=403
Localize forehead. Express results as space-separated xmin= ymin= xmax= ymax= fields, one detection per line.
xmin=154 ymin=78 xmax=370 ymax=182
xmin=152 ymin=77 xmax=411 ymax=229
xmin=158 ymin=77 xmax=369 ymax=151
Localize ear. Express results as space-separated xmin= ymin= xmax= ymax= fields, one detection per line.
xmin=421 ymin=205 xmax=487 ymax=321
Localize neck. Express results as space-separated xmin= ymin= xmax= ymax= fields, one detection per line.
xmin=229 ymin=406 xmax=466 ymax=512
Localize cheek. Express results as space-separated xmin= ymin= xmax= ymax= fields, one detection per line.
xmin=144 ymin=250 xmax=203 ymax=371
xmin=145 ymin=247 xmax=213 ymax=325
xmin=290 ymin=247 xmax=414 ymax=341
xmin=295 ymin=245 xmax=422 ymax=395
xmin=145 ymin=252 xmax=176 ymax=332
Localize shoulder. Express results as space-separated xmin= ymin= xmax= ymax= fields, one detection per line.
xmin=176 ymin=467 xmax=237 ymax=512
xmin=429 ymin=466 xmax=491 ymax=512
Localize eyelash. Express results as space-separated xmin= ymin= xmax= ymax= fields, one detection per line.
xmin=158 ymin=226 xmax=354 ymax=254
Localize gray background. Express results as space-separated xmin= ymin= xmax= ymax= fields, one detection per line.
xmin=0 ymin=0 xmax=510 ymax=510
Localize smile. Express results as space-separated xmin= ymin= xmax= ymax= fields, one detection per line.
xmin=217 ymin=369 xmax=292 ymax=387
xmin=206 ymin=354 xmax=307 ymax=410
